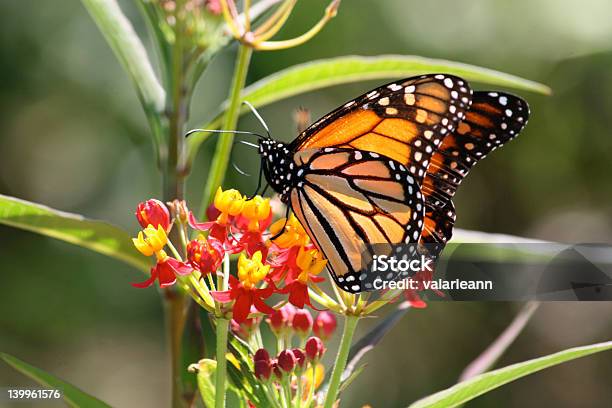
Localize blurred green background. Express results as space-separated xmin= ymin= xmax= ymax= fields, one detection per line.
xmin=1 ymin=0 xmax=612 ymax=407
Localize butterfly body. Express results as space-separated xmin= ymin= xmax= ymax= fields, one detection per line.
xmin=254 ymin=74 xmax=529 ymax=293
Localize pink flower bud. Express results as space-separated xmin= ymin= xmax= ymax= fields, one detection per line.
xmin=232 ymin=317 xmax=260 ymax=340
xmin=136 ymin=199 xmax=170 ymax=231
xmin=305 ymin=337 xmax=325 ymax=361
xmin=267 ymin=304 xmax=296 ymax=334
xmin=277 ymin=350 xmax=297 ymax=373
xmin=292 ymin=309 xmax=313 ymax=336
xmin=254 ymin=348 xmax=271 ymax=363
xmin=271 ymin=360 xmax=283 ymax=380
xmin=253 ymin=348 xmax=272 ymax=381
xmin=254 ymin=360 xmax=272 ymax=381
xmin=313 ymin=311 xmax=337 ymax=340
xmin=292 ymin=348 xmax=306 ymax=369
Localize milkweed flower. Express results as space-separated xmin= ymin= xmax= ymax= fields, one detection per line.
xmin=189 ymin=187 xmax=246 ymax=248
xmin=279 ymin=246 xmax=327 ymax=308
xmin=241 ymin=195 xmax=271 ymax=232
xmin=133 ymin=224 xmax=168 ymax=257
xmin=211 ymin=251 xmax=275 ymax=322
xmin=187 ymin=235 xmax=224 ymax=275
xmin=132 ymin=225 xmax=192 ymax=288
xmin=233 ymin=196 xmax=273 ymax=256
xmin=136 ymin=199 xmax=171 ymax=231
xmin=214 ymin=187 xmax=246 ymax=225
xmin=270 ymin=214 xmax=310 ymax=249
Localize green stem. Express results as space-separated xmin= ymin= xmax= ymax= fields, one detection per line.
xmin=163 ymin=289 xmax=188 ymax=408
xmin=322 ymin=315 xmax=359 ymax=408
xmin=199 ymin=45 xmax=253 ymax=217
xmin=215 ymin=318 xmax=230 ymax=408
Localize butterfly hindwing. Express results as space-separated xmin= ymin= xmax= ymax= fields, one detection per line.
xmin=289 ymin=148 xmax=425 ymax=293
xmin=290 ymin=74 xmax=473 ymax=185
xmin=420 ymin=91 xmax=530 ymax=246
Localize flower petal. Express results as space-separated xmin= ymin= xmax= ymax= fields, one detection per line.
xmin=166 ymin=257 xmax=193 ymax=276
xmin=131 ymin=268 xmax=158 ymax=288
xmin=233 ymin=292 xmax=254 ymax=323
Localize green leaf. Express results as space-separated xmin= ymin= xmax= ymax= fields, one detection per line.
xmin=408 ymin=341 xmax=612 ymax=408
xmin=194 ymin=359 xmax=217 ymax=408
xmin=187 ymin=54 xmax=550 ymax=163
xmin=1 ymin=352 xmax=111 ymax=408
xmin=0 ymin=194 xmax=149 ymax=273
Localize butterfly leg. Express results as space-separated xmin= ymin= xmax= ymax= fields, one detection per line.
xmin=269 ymin=205 xmax=291 ymax=241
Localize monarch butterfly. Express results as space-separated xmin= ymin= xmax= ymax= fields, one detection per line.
xmin=249 ymin=74 xmax=529 ymax=293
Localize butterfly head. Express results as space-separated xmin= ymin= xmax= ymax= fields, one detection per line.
xmin=259 ymin=139 xmax=300 ymax=202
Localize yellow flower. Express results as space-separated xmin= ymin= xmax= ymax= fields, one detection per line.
xmin=242 ymin=195 xmax=271 ymax=232
xmin=270 ymin=214 xmax=309 ymax=248
xmin=300 ymin=363 xmax=325 ymax=399
xmin=237 ymin=251 xmax=270 ymax=289
xmin=296 ymin=246 xmax=327 ymax=283
xmin=133 ymin=225 xmax=167 ymax=257
xmin=214 ymin=187 xmax=246 ymax=225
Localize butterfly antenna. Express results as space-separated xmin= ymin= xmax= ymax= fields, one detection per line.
xmin=243 ymin=101 xmax=271 ymax=139
xmin=237 ymin=140 xmax=260 ymax=149
xmin=185 ymin=128 xmax=266 ymax=140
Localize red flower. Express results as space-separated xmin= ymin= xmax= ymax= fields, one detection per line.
xmin=136 ymin=199 xmax=171 ymax=231
xmin=189 ymin=211 xmax=232 ymax=248
xmin=212 ymin=251 xmax=276 ymax=323
xmin=132 ymin=256 xmax=192 ymax=288
xmin=277 ymin=246 xmax=326 ymax=309
xmin=187 ymin=236 xmax=225 ymax=275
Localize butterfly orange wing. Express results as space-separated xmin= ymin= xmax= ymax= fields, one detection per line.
xmin=290 ymin=74 xmax=473 ymax=184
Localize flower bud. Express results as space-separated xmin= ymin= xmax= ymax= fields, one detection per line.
xmin=292 ymin=348 xmax=306 ymax=370
xmin=272 ymin=360 xmax=283 ymax=380
xmin=267 ymin=304 xmax=296 ymax=334
xmin=292 ymin=309 xmax=313 ymax=337
xmin=313 ymin=311 xmax=337 ymax=341
xmin=136 ymin=199 xmax=171 ymax=231
xmin=254 ymin=359 xmax=272 ymax=381
xmin=231 ymin=317 xmax=260 ymax=340
xmin=277 ymin=349 xmax=296 ymax=373
xmin=254 ymin=348 xmax=271 ymax=363
xmin=167 ymin=199 xmax=189 ymax=224
xmin=305 ymin=337 xmax=325 ymax=361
